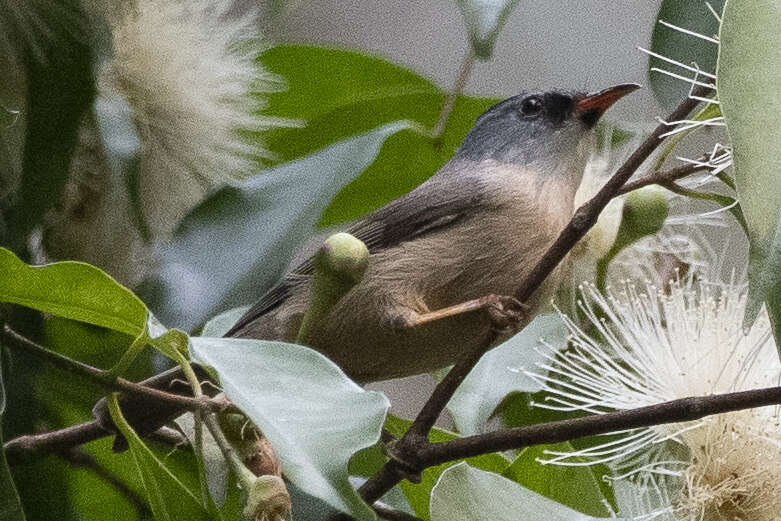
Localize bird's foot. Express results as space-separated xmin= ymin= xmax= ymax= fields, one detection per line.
xmin=481 ymin=294 xmax=528 ymax=333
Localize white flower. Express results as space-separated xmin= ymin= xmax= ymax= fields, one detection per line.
xmin=528 ymin=280 xmax=781 ymax=520
xmin=101 ymin=0 xmax=295 ymax=235
xmin=43 ymin=0 xmax=297 ymax=285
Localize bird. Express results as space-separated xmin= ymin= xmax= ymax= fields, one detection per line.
xmin=224 ymin=83 xmax=640 ymax=383
xmin=92 ymin=83 xmax=639 ymax=441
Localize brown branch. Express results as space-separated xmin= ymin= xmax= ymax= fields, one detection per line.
xmin=374 ymin=504 xmax=424 ymax=521
xmin=419 ymin=385 xmax=781 ymax=466
xmin=1 ymin=324 xmax=227 ymax=415
xmin=4 ymin=422 xmax=189 ymax=464
xmin=4 ymin=421 xmax=108 ymax=464
xmin=355 ymin=85 xmax=714 ymax=510
xmin=1 ymin=325 xmax=229 ymax=460
xmin=616 ymin=161 xmax=708 ymax=196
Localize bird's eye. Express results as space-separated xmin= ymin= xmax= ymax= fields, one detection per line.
xmin=520 ymin=96 xmax=543 ymax=117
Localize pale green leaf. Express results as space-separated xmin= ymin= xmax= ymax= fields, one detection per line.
xmin=146 ymin=122 xmax=413 ymax=331
xmin=455 ymin=0 xmax=519 ymax=58
xmin=201 ymin=306 xmax=250 ymax=337
xmin=649 ymin=0 xmax=723 ymax=110
xmin=189 ymin=337 xmax=390 ymax=521
xmin=717 ymin=0 xmax=781 ymax=335
xmin=0 ymin=248 xmax=146 ymax=337
xmin=430 ymin=463 xmax=625 ymax=521
xmin=447 ymin=315 xmax=567 ymax=435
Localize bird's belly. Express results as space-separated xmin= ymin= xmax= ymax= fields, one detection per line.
xmin=315 ymin=303 xmax=496 ymax=383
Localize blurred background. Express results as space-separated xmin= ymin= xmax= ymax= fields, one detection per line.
xmin=261 ymin=0 xmax=663 ymax=120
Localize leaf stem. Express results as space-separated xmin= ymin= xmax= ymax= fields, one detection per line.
xmin=430 ymin=48 xmax=475 ymax=139
xmin=0 ymin=325 xmax=224 ymax=415
xmin=176 ymin=344 xmax=256 ymax=491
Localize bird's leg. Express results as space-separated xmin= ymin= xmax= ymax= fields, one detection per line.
xmin=392 ymin=294 xmax=528 ymax=332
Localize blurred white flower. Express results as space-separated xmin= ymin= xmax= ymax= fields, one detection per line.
xmin=529 ymin=280 xmax=781 ymax=520
xmin=45 ymin=0 xmax=297 ymax=285
xmin=103 ymin=0 xmax=293 ymax=233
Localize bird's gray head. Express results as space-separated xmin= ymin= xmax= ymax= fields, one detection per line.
xmin=456 ymin=84 xmax=640 ymax=169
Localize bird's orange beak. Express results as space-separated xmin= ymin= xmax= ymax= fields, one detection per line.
xmin=574 ymin=83 xmax=641 ymax=116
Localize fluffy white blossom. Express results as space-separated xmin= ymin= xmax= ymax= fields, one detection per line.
xmin=529 ymin=280 xmax=781 ymax=520
xmin=45 ymin=0 xmax=295 ymax=285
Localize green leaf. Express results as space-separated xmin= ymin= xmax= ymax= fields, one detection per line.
xmin=260 ymin=45 xmax=499 ymax=226
xmin=146 ymin=121 xmax=413 ymax=331
xmin=649 ymin=0 xmax=723 ymax=110
xmin=503 ymin=443 xmax=609 ymax=517
xmin=0 ymin=248 xmax=147 ymax=337
xmin=455 ymin=0 xmax=519 ymax=59
xmin=147 ymin=326 xmax=190 ymax=366
xmin=106 ymin=395 xmax=213 ymax=520
xmin=430 ymin=463 xmax=624 ymax=521
xmin=384 ymin=416 xmax=509 ymax=520
xmin=200 ymin=306 xmax=249 ymax=337
xmin=447 ymin=315 xmax=567 ymax=435
xmin=189 ymin=337 xmax=390 ymax=521
xmin=717 ymin=0 xmax=781 ymax=337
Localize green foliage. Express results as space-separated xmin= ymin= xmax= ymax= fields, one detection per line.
xmin=107 ymin=395 xmax=216 ymax=520
xmin=446 ymin=314 xmax=567 ymax=435
xmin=717 ymin=0 xmax=781 ymax=343
xmin=260 ymin=45 xmax=499 ymax=226
xmin=189 ymin=337 xmax=390 ymax=520
xmin=3 ymin=0 xmax=95 ymax=252
xmin=0 ymin=248 xmax=146 ymax=338
xmin=0 ymin=105 xmax=19 ymax=128
xmin=455 ymin=0 xmax=519 ymax=59
xmin=430 ymin=463 xmax=623 ymax=521
xmin=503 ymin=443 xmax=609 ymax=517
xmin=649 ymin=0 xmax=723 ymax=110
xmin=0 ymin=428 xmax=25 ymax=521
xmin=145 ymin=122 xmax=412 ymax=331
xmin=383 ymin=415 xmax=509 ymax=520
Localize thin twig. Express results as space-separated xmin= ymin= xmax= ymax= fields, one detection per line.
xmin=355 ymin=85 xmax=713 ymax=510
xmin=616 ymin=161 xmax=708 ymax=196
xmin=1 ymin=324 xmax=226 ymax=414
xmin=374 ymin=504 xmax=424 ymax=521
xmin=430 ymin=48 xmax=475 ymax=138
xmin=4 ymin=421 xmax=108 ymax=464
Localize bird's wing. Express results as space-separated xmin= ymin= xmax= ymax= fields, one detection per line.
xmin=224 ymin=163 xmax=487 ymax=337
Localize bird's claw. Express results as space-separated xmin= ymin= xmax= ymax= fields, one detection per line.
xmin=483 ymin=294 xmax=527 ymax=333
